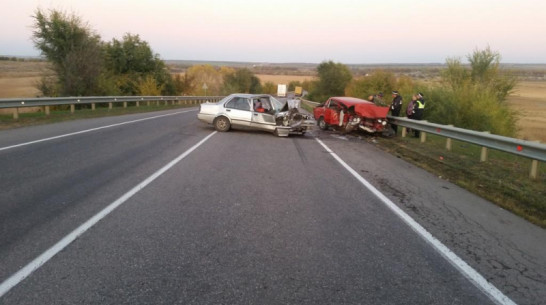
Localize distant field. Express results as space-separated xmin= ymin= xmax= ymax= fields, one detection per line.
xmin=507 ymin=81 xmax=546 ymax=142
xmin=0 ymin=61 xmax=49 ymax=98
xmin=1 ymin=61 xmax=544 ymax=142
xmin=256 ymin=74 xmax=315 ymax=85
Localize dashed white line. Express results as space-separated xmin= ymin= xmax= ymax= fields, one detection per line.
xmin=314 ymin=137 xmax=516 ymax=305
xmin=0 ymin=131 xmax=217 ymax=298
xmin=0 ymin=110 xmax=196 ymax=152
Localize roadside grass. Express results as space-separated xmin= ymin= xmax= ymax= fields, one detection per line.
xmin=376 ymin=131 xmax=546 ymax=228
xmin=300 ymin=101 xmax=314 ymax=114
xmin=0 ymin=103 xmax=197 ymax=130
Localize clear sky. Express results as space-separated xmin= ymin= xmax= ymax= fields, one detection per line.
xmin=2 ymin=0 xmax=545 ymax=63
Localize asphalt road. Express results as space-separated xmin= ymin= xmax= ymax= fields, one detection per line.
xmin=0 ymin=108 xmax=544 ymax=304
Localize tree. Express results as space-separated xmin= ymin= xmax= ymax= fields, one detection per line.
xmin=186 ymin=65 xmax=224 ymax=95
xmin=345 ymin=70 xmax=397 ymax=100
xmin=172 ymin=73 xmax=195 ymax=95
xmin=137 ymin=75 xmax=164 ymax=96
xmin=467 ymin=46 xmax=516 ymax=101
xmin=262 ymin=81 xmax=276 ymax=94
xmin=427 ymin=47 xmax=519 ymax=136
xmin=308 ymin=61 xmax=352 ymax=103
xmin=32 ymin=9 xmax=103 ymax=96
xmin=104 ymin=33 xmax=175 ymax=95
xmin=222 ymin=68 xmax=262 ymax=94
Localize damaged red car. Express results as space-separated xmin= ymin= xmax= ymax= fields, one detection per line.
xmin=313 ymin=97 xmax=390 ymax=134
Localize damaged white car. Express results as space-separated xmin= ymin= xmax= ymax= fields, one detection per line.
xmin=197 ymin=94 xmax=314 ymax=136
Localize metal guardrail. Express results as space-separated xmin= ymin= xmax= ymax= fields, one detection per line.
xmin=0 ymin=96 xmax=223 ymax=109
xmin=388 ymin=116 xmax=544 ymax=179
xmin=301 ymin=99 xmax=320 ymax=107
xmin=388 ymin=116 xmax=546 ymax=162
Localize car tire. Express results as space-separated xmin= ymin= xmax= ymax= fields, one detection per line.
xmin=318 ymin=117 xmax=328 ymax=130
xmin=214 ymin=116 xmax=230 ymax=132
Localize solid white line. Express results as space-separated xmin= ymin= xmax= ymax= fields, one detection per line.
xmin=0 ymin=131 xmax=217 ymax=298
xmin=314 ymin=138 xmax=516 ymax=305
xmin=0 ymin=110 xmax=196 ymax=152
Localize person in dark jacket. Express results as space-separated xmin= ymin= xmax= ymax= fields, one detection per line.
xmin=389 ymin=90 xmax=403 ymax=133
xmin=411 ymin=92 xmax=426 ymax=137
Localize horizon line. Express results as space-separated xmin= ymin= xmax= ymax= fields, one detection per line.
xmin=2 ymin=55 xmax=546 ymax=66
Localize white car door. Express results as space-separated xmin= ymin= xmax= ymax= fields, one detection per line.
xmin=250 ymin=97 xmax=276 ymax=131
xmin=224 ymin=97 xmax=252 ymax=127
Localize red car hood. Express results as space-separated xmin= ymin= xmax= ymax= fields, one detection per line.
xmin=353 ymin=103 xmax=389 ymax=119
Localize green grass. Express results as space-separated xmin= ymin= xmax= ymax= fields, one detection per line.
xmin=376 ymin=131 xmax=546 ymax=228
xmin=300 ymin=100 xmax=315 ymax=114
xmin=0 ymin=103 xmax=197 ymax=130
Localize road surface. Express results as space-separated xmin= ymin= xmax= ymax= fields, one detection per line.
xmin=0 ymin=108 xmax=544 ymax=304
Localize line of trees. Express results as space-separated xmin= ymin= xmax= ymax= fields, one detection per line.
xmin=31 ymin=9 xmax=265 ymax=98
xmin=32 ymin=9 xmax=173 ymax=97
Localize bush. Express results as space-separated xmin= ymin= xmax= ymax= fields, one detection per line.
xmin=222 ymin=68 xmax=262 ymax=94
xmin=262 ymin=81 xmax=276 ymax=95
xmin=137 ymin=75 xmax=164 ymax=96
xmin=346 ymin=69 xmax=396 ymax=100
xmin=425 ymin=47 xmax=519 ymax=136
xmin=307 ymin=61 xmax=352 ymax=103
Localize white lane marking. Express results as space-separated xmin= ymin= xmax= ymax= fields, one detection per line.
xmin=0 ymin=131 xmax=217 ymax=298
xmin=314 ymin=138 xmax=516 ymax=305
xmin=0 ymin=110 xmax=196 ymax=152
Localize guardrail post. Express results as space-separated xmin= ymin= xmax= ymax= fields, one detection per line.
xmin=480 ymin=132 xmax=490 ymax=162
xmin=91 ymin=103 xmax=95 ymax=111
xmin=136 ymin=101 xmax=140 ymax=107
xmin=420 ymin=131 xmax=426 ymax=143
xmin=70 ymin=104 xmax=75 ymax=114
xmin=401 ymin=127 xmax=407 ymax=137
xmin=13 ymin=108 xmax=19 ymax=120
xmin=123 ymin=102 xmax=127 ymax=108
xmin=480 ymin=147 xmax=488 ymax=162
xmin=45 ymin=106 xmax=50 ymax=116
xmin=109 ymin=102 xmax=113 ymax=110
xmin=446 ymin=125 xmax=453 ymax=151
xmin=446 ymin=138 xmax=452 ymax=151
xmin=530 ymin=160 xmax=539 ymax=179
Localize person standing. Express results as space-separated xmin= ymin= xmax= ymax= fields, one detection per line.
xmin=406 ymin=94 xmax=416 ymax=119
xmin=411 ymin=92 xmax=426 ymax=137
xmin=389 ymin=90 xmax=403 ymax=133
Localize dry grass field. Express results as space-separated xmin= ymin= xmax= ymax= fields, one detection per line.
xmin=0 ymin=61 xmax=49 ymax=98
xmin=1 ymin=61 xmax=544 ymax=142
xmin=256 ymin=74 xmax=315 ymax=85
xmin=507 ymin=81 xmax=546 ymax=142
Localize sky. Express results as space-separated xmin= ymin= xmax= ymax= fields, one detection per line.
xmin=1 ymin=0 xmax=546 ymax=64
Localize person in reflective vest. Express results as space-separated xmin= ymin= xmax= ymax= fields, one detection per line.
xmin=411 ymin=92 xmax=426 ymax=137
